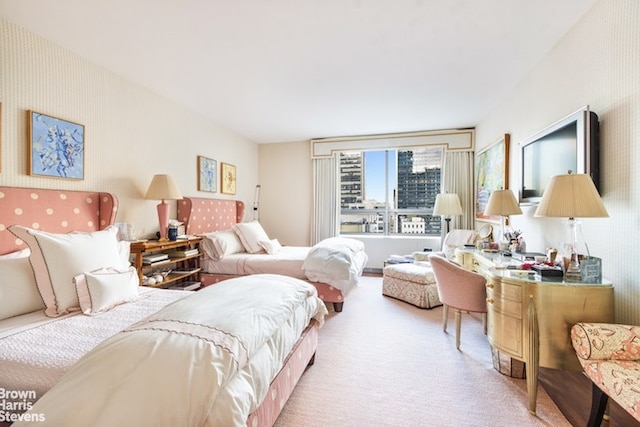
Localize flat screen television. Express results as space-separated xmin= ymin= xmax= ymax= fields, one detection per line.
xmin=519 ymin=107 xmax=600 ymax=204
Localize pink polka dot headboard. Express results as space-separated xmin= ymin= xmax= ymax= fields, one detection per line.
xmin=177 ymin=197 xmax=245 ymax=235
xmin=0 ymin=186 xmax=119 ymax=255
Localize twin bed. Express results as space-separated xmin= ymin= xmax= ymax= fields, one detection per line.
xmin=0 ymin=186 xmax=328 ymax=426
xmin=177 ymin=197 xmax=368 ymax=312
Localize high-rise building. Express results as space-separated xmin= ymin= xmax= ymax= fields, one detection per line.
xmin=396 ymin=149 xmax=441 ymax=209
xmin=339 ymin=152 xmax=364 ymax=208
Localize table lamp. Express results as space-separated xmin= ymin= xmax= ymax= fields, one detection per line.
xmin=534 ymin=171 xmax=608 ymax=282
xmin=145 ymin=174 xmax=183 ymax=241
xmin=483 ymin=189 xmax=522 ymax=250
xmin=433 ymin=193 xmax=463 ymax=234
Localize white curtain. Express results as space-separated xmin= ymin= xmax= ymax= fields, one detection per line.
xmin=443 ymin=151 xmax=475 ymax=230
xmin=311 ymin=155 xmax=339 ymax=244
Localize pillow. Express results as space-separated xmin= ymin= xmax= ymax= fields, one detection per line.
xmin=9 ymin=225 xmax=126 ymax=317
xmin=259 ymin=238 xmax=282 ymax=255
xmin=232 ymin=221 xmax=270 ymax=254
xmin=201 ymin=229 xmax=245 ymax=260
xmin=0 ymin=249 xmax=45 ymax=320
xmin=74 ymin=267 xmax=139 ymax=315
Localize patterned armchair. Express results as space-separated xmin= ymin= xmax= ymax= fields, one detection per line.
xmin=571 ymin=323 xmax=640 ymax=427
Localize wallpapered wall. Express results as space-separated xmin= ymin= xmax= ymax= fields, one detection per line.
xmin=0 ymin=18 xmax=259 ymax=239
xmin=476 ymin=0 xmax=640 ymax=325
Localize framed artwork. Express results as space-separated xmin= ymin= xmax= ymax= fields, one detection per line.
xmin=475 ymin=134 xmax=510 ymax=222
xmin=221 ymin=162 xmax=237 ymax=195
xmin=29 ymin=111 xmax=85 ymax=180
xmin=197 ymin=155 xmax=217 ymax=192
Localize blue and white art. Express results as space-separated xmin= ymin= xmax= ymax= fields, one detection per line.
xmin=30 ymin=111 xmax=84 ymax=179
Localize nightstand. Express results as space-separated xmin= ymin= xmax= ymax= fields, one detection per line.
xmin=130 ymin=237 xmax=202 ymax=289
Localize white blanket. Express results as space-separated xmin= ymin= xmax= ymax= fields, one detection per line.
xmin=14 ymin=275 xmax=327 ymax=427
xmin=302 ymin=237 xmax=368 ymax=296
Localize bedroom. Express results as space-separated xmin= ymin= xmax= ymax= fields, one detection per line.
xmin=0 ymin=0 xmax=639 ymax=425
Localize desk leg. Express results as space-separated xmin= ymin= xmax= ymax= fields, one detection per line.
xmin=526 ymin=295 xmax=539 ymax=415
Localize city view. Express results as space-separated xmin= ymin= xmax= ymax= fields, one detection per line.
xmin=339 ymin=148 xmax=443 ymax=236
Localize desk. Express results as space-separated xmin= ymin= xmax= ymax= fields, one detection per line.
xmin=456 ymin=249 xmax=614 ymax=415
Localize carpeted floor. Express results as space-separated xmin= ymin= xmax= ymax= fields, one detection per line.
xmin=274 ymin=276 xmax=570 ymax=427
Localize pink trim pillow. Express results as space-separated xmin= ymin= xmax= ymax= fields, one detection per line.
xmin=74 ymin=267 xmax=139 ymax=315
xmin=232 ymin=221 xmax=269 ymax=254
xmin=259 ymin=238 xmax=282 ymax=255
xmin=201 ymin=229 xmax=245 ymax=260
xmin=0 ymin=249 xmax=45 ymax=320
xmin=9 ymin=225 xmax=126 ymax=317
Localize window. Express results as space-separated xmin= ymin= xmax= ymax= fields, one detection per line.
xmin=339 ymin=147 xmax=443 ymax=236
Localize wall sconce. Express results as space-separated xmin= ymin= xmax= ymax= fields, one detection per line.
xmin=253 ymin=184 xmax=261 ymax=221
xmin=145 ymin=174 xmax=182 ymax=241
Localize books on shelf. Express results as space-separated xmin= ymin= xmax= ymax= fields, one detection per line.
xmin=169 ymin=281 xmax=201 ymax=291
xmin=166 ymin=248 xmax=199 ymax=258
xmin=142 ymin=253 xmax=169 ymax=265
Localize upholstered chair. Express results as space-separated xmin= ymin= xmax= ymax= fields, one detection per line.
xmin=428 ymin=253 xmax=487 ymax=350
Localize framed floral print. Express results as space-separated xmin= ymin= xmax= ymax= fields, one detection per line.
xmin=221 ymin=162 xmax=236 ymax=195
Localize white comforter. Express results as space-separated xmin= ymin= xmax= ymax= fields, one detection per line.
xmin=14 ymin=275 xmax=327 ymax=427
xmin=302 ymin=237 xmax=368 ymax=296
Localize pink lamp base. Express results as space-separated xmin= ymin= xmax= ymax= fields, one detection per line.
xmin=157 ymin=200 xmax=170 ymax=241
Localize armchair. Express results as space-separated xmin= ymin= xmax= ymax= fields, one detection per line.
xmin=428 ymin=253 xmax=487 ymax=350
xmin=571 ymin=322 xmax=640 ymax=427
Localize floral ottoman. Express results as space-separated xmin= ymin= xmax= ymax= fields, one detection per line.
xmin=382 ymin=263 xmax=441 ymax=309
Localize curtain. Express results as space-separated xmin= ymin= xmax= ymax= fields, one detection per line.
xmin=311 ymin=155 xmax=339 ymax=244
xmin=443 ymin=151 xmax=474 ymax=230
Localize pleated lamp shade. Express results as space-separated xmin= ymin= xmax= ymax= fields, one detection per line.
xmin=535 ymin=173 xmax=608 ymax=218
xmin=433 ymin=193 xmax=463 ymax=217
xmin=484 ymin=189 xmax=522 ymax=216
xmin=145 ymin=174 xmax=183 ymax=201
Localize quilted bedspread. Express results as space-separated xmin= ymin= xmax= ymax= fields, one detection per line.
xmin=13 ymin=274 xmax=327 ymax=427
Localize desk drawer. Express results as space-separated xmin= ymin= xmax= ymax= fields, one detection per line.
xmin=488 ymin=310 xmax=523 ymax=357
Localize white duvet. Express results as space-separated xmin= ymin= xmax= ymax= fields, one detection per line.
xmin=13 ymin=275 xmax=326 ymax=427
xmin=302 ymin=237 xmax=368 ymax=296
xmin=201 ymin=237 xmax=368 ymax=296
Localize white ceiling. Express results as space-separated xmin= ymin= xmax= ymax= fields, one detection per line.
xmin=0 ymin=0 xmax=599 ymax=143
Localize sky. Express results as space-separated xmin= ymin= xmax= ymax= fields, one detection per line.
xmin=364 ymin=151 xmax=396 ymax=202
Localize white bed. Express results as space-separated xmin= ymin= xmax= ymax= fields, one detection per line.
xmin=178 ymin=197 xmax=369 ymax=312
xmin=0 ymin=186 xmax=327 ymax=427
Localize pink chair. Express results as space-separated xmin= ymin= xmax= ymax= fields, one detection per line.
xmin=428 ymin=253 xmax=487 ymax=350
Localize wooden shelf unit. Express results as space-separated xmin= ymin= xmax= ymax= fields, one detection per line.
xmin=130 ymin=237 xmax=202 ymax=289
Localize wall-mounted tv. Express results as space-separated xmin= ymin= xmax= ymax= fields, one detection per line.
xmin=519 ymin=106 xmax=599 ymax=205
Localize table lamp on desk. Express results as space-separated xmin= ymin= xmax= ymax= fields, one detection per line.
xmin=145 ymin=174 xmax=183 ymax=241
xmin=484 ymin=189 xmax=522 ymax=252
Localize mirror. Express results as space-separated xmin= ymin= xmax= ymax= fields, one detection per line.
xmin=478 ymin=223 xmax=493 ymax=240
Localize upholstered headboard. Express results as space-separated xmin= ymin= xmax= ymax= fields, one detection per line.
xmin=0 ymin=186 xmax=118 ymax=255
xmin=177 ymin=197 xmax=245 ymax=235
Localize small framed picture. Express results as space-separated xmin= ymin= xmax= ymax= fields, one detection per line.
xmin=197 ymin=155 xmax=217 ymax=192
xmin=29 ymin=111 xmax=85 ymax=180
xmin=221 ymin=162 xmax=236 ymax=195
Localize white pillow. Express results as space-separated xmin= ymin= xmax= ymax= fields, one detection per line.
xmin=232 ymin=221 xmax=269 ymax=254
xmin=74 ymin=267 xmax=139 ymax=315
xmin=201 ymin=229 xmax=245 ymax=260
xmin=0 ymin=249 xmax=45 ymax=320
xmin=9 ymin=225 xmax=126 ymax=317
xmin=259 ymin=238 xmax=282 ymax=255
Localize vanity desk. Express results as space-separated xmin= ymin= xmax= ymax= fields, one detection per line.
xmin=455 ymin=249 xmax=614 ymax=415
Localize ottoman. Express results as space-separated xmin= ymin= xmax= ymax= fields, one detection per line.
xmin=382 ymin=263 xmax=442 ymax=309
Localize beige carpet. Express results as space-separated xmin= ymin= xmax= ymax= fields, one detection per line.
xmin=275 ymin=276 xmax=570 ymax=427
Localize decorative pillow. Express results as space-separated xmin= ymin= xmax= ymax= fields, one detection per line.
xmin=232 ymin=221 xmax=269 ymax=254
xmin=259 ymin=238 xmax=282 ymax=255
xmin=9 ymin=225 xmax=126 ymax=317
xmin=0 ymin=249 xmax=45 ymax=320
xmin=74 ymin=267 xmax=139 ymax=315
xmin=200 ymin=229 xmax=245 ymax=260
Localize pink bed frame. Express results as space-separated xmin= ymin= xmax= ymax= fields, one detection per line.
xmin=0 ymin=186 xmax=318 ymax=427
xmin=177 ymin=196 xmax=345 ymax=312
